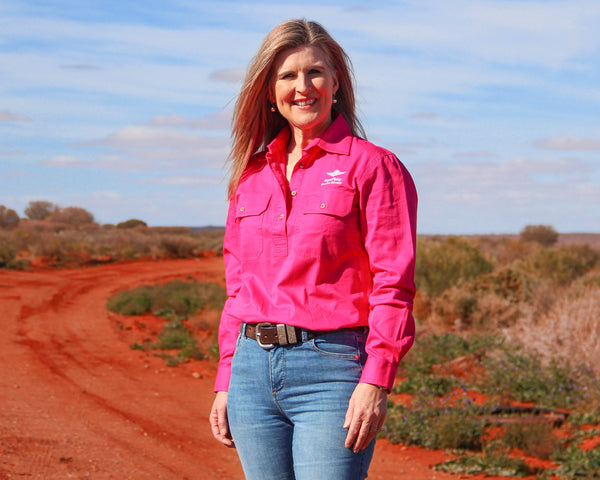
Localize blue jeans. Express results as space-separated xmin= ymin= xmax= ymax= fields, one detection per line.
xmin=228 ymin=327 xmax=375 ymax=480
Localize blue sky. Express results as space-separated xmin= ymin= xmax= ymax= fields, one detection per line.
xmin=1 ymin=0 xmax=599 ymax=234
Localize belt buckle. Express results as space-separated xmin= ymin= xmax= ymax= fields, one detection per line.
xmin=255 ymin=322 xmax=275 ymax=349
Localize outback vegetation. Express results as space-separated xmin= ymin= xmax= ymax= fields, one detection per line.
xmin=0 ymin=200 xmax=224 ymax=269
xmin=3 ymin=202 xmax=599 ymax=478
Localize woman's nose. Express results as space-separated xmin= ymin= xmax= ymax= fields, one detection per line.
xmin=295 ymin=74 xmax=312 ymax=93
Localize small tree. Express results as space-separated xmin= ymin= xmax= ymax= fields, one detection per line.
xmin=24 ymin=200 xmax=58 ymax=220
xmin=47 ymin=206 xmax=95 ymax=227
xmin=0 ymin=205 xmax=20 ymax=229
xmin=520 ymin=224 xmax=559 ymax=247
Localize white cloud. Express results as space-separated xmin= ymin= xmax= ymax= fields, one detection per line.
xmin=0 ymin=110 xmax=31 ymax=122
xmin=453 ymin=151 xmax=497 ymax=159
xmin=534 ymin=136 xmax=600 ymax=151
xmin=141 ymin=174 xmax=224 ymax=187
xmin=209 ymin=68 xmax=245 ymax=83
xmin=78 ymin=125 xmax=226 ymax=148
xmin=147 ymin=111 xmax=232 ymax=130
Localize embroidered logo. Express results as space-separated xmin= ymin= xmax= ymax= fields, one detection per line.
xmin=321 ymin=170 xmax=346 ymax=186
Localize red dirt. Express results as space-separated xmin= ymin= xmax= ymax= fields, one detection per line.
xmin=0 ymin=258 xmax=545 ymax=479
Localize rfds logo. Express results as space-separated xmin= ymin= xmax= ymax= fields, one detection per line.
xmin=321 ymin=170 xmax=346 ymax=186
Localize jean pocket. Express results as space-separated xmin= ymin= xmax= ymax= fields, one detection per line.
xmin=310 ymin=331 xmax=363 ymax=359
xmin=233 ymin=332 xmax=244 ymax=355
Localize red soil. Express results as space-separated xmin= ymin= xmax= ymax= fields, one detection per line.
xmin=0 ymin=258 xmax=551 ymax=479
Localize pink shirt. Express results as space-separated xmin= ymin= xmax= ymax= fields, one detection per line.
xmin=214 ymin=115 xmax=417 ymax=392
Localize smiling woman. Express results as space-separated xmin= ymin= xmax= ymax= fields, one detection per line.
xmin=271 ymin=44 xmax=339 ymax=174
xmin=208 ymin=18 xmax=418 ymax=480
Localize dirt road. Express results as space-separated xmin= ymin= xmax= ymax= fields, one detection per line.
xmin=0 ymin=259 xmax=507 ymax=479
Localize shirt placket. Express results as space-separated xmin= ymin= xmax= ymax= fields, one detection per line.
xmin=268 ymin=157 xmax=290 ymax=258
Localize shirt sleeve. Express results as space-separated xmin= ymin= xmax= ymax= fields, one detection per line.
xmin=213 ymin=197 xmax=243 ymax=392
xmin=357 ymin=152 xmax=418 ymax=391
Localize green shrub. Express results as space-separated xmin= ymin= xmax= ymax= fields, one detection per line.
xmin=384 ymin=396 xmax=488 ymax=450
xmin=416 ymin=236 xmax=494 ymax=296
xmin=107 ymin=281 xmax=226 ymax=319
xmin=398 ymin=332 xmax=500 ymax=378
xmin=107 ymin=286 xmax=153 ymax=315
xmin=479 ymin=352 xmax=585 ymax=408
xmin=435 ymin=444 xmax=534 ymax=477
xmin=394 ymin=372 xmax=458 ymax=397
xmin=551 ymin=444 xmax=600 ymax=478
xmin=0 ymin=239 xmax=16 ymax=267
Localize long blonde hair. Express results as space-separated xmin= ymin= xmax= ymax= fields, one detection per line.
xmin=227 ymin=19 xmax=365 ymax=198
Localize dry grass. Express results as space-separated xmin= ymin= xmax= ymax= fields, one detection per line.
xmin=505 ymin=285 xmax=600 ymax=378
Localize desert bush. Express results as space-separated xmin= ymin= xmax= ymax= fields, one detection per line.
xmin=47 ymin=206 xmax=96 ymax=228
xmin=523 ymin=245 xmax=599 ymax=285
xmin=505 ymin=286 xmax=600 ymax=379
xmin=397 ymin=332 xmax=499 ymax=380
xmin=194 ymin=228 xmax=225 ymax=253
xmin=520 ymin=224 xmax=559 ymax=246
xmin=107 ymin=280 xmax=226 ymax=319
xmin=107 ymin=285 xmax=154 ymax=315
xmin=435 ymin=444 xmax=534 ymax=477
xmin=159 ymin=234 xmax=199 ymax=258
xmin=551 ymin=443 xmax=600 ymax=478
xmin=0 ymin=235 xmax=16 ymax=267
xmin=384 ymin=395 xmax=488 ymax=450
xmin=415 ymin=236 xmax=494 ymax=297
xmin=501 ymin=420 xmax=559 ymax=459
xmin=0 ymin=205 xmax=19 ymax=229
xmin=427 ymin=267 xmax=535 ymax=330
xmin=24 ymin=200 xmax=57 ymax=220
xmin=152 ymin=281 xmax=226 ymax=317
xmin=479 ymin=351 xmax=585 ymax=408
xmin=117 ymin=219 xmax=147 ymax=229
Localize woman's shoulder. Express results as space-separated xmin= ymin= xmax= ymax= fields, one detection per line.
xmin=351 ymin=136 xmax=398 ymax=161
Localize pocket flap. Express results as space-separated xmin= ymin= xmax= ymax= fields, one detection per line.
xmin=303 ymin=189 xmax=355 ymax=217
xmin=235 ymin=193 xmax=271 ymax=218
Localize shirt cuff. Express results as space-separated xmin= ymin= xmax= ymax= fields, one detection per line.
xmin=359 ymin=356 xmax=398 ymax=393
xmin=213 ymin=363 xmax=231 ymax=392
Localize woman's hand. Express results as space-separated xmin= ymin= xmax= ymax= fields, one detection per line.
xmin=343 ymin=382 xmax=388 ymax=453
xmin=210 ymin=391 xmax=235 ymax=448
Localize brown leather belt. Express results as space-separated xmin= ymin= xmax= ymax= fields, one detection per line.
xmin=241 ymin=322 xmax=367 ymax=349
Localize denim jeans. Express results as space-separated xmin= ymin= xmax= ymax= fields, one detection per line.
xmin=227 ymin=327 xmax=375 ymax=480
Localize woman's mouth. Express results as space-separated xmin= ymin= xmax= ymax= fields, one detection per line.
xmin=293 ymin=99 xmax=317 ymax=107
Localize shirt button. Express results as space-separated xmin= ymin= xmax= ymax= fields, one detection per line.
xmin=240 ymin=206 xmax=245 ymax=212
xmin=299 ymin=162 xmax=305 ymax=169
xmin=291 ymin=190 xmax=297 ymax=196
xmin=320 ymin=203 xmax=326 ymax=209
xmin=279 ymin=214 xmax=285 ymax=220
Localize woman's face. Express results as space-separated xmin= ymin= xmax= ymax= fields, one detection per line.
xmin=272 ymin=45 xmax=339 ymax=141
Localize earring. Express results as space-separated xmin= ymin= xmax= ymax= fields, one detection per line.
xmin=270 ymin=103 xmax=276 ymax=112
xmin=332 ymin=97 xmax=338 ymax=104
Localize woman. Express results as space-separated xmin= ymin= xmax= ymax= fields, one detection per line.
xmin=210 ymin=19 xmax=417 ymax=480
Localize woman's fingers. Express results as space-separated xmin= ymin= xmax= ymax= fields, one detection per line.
xmin=210 ymin=391 xmax=235 ymax=448
xmin=344 ymin=383 xmax=388 ymax=453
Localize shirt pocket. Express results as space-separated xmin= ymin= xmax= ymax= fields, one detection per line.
xmin=235 ymin=193 xmax=271 ymax=260
xmin=295 ymin=188 xmax=359 ymax=259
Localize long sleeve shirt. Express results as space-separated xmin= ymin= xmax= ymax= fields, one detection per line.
xmin=214 ymin=114 xmax=417 ymax=392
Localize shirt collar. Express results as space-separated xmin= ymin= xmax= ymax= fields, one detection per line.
xmin=264 ymin=114 xmax=353 ymax=161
